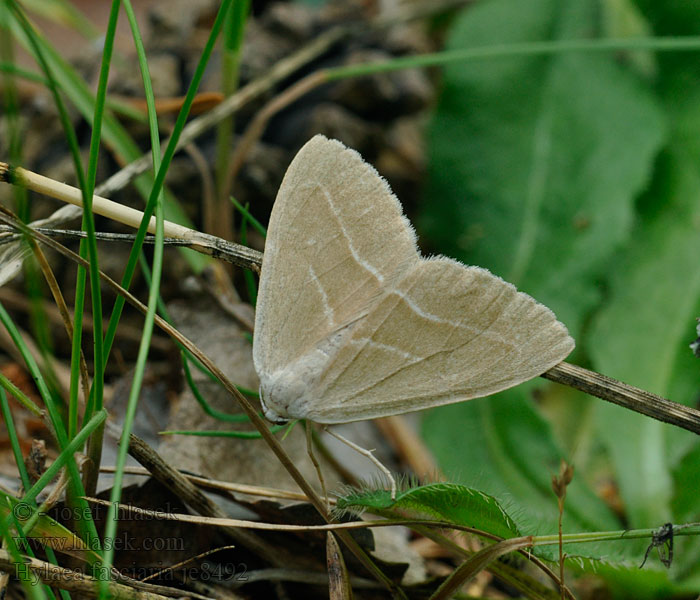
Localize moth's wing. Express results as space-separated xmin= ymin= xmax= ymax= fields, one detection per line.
xmin=253 ymin=135 xmax=420 ymax=378
xmin=306 ymin=258 xmax=575 ymax=423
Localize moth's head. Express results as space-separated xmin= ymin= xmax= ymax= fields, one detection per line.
xmin=259 ymin=370 xmax=307 ymax=424
xmin=259 ymin=384 xmax=288 ymax=424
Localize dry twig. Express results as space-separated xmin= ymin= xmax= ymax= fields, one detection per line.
xmin=2 ymin=171 xmax=698 ymax=436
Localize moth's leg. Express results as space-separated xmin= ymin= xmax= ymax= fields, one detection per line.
xmin=324 ymin=426 xmax=397 ymax=500
xmin=305 ymin=420 xmax=329 ymax=510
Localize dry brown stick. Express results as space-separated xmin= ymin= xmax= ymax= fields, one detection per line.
xmin=100 ymin=465 xmax=320 ymax=503
xmin=0 ymin=550 xmax=172 ymax=600
xmin=87 ymin=498 xmax=577 ymax=600
xmin=2 ymin=168 xmax=699 ymax=435
xmin=1 ymin=161 xmax=263 ymax=270
xmin=542 ymin=362 xmax=700 ymax=434
xmin=0 ymin=224 xmax=260 ymax=271
xmin=139 ymin=544 xmax=236 ymax=583
xmin=182 ymin=140 xmax=216 ymax=240
xmin=2 ymin=173 xmax=699 ymax=436
xmin=121 ymin=430 xmax=319 ymax=571
xmin=21 ymin=230 xmax=92 ymax=427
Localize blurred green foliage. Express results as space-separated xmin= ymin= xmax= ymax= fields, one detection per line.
xmin=420 ymin=0 xmax=700 ymax=594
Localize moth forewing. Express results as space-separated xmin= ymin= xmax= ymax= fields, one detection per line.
xmin=253 ymin=135 xmax=575 ymax=425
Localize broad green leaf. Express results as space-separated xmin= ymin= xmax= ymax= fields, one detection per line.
xmin=590 ymin=145 xmax=700 ymax=527
xmin=671 ymin=444 xmax=700 ymax=582
xmin=589 ymin=61 xmax=700 ymax=529
xmin=420 ymin=0 xmax=664 ymax=551
xmin=577 ymin=562 xmax=676 ymax=600
xmin=421 ymin=0 xmax=664 ymax=336
xmin=423 ymin=390 xmax=621 ymax=536
xmin=626 ymin=6 xmax=700 ymax=563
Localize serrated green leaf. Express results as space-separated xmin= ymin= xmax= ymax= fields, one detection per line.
xmin=336 ymin=482 xmax=666 ymax=572
xmin=338 ymin=482 xmax=521 ymax=541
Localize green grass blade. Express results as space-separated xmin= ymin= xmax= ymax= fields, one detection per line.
xmin=231 ymin=196 xmax=266 ymax=237
xmin=7 ymin=9 xmax=205 ymax=271
xmin=138 ymin=252 xmax=258 ymax=421
xmin=0 ymin=514 xmax=47 ymax=599
xmin=0 ymin=372 xmax=43 ymax=417
xmin=0 ymin=60 xmax=47 ymax=84
xmin=0 ymin=387 xmax=32 ymax=490
xmin=99 ymin=0 xmax=167 ymax=589
xmin=238 ymin=204 xmax=257 ymax=305
xmin=1 ymin=387 xmax=65 ymax=598
xmin=100 ymin=0 xmax=236 ymax=378
xmin=214 ymin=0 xmax=250 ymax=232
xmin=161 ymin=426 xmax=286 ymax=439
xmin=76 ymin=0 xmax=121 ymax=506
xmin=0 ymin=300 xmax=100 ymax=549
xmin=326 ymin=36 xmax=700 ymax=80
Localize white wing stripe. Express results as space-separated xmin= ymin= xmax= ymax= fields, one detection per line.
xmin=348 ymin=337 xmax=421 ymax=362
xmin=319 ymin=185 xmax=385 ymax=283
xmin=389 ymin=287 xmax=508 ymax=343
xmin=308 ymin=264 xmax=335 ymax=327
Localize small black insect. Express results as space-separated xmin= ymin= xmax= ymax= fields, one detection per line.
xmin=640 ymin=522 xmax=674 ymax=569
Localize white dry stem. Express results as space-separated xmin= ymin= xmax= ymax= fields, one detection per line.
xmin=11 ymin=165 xmax=195 ymax=240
